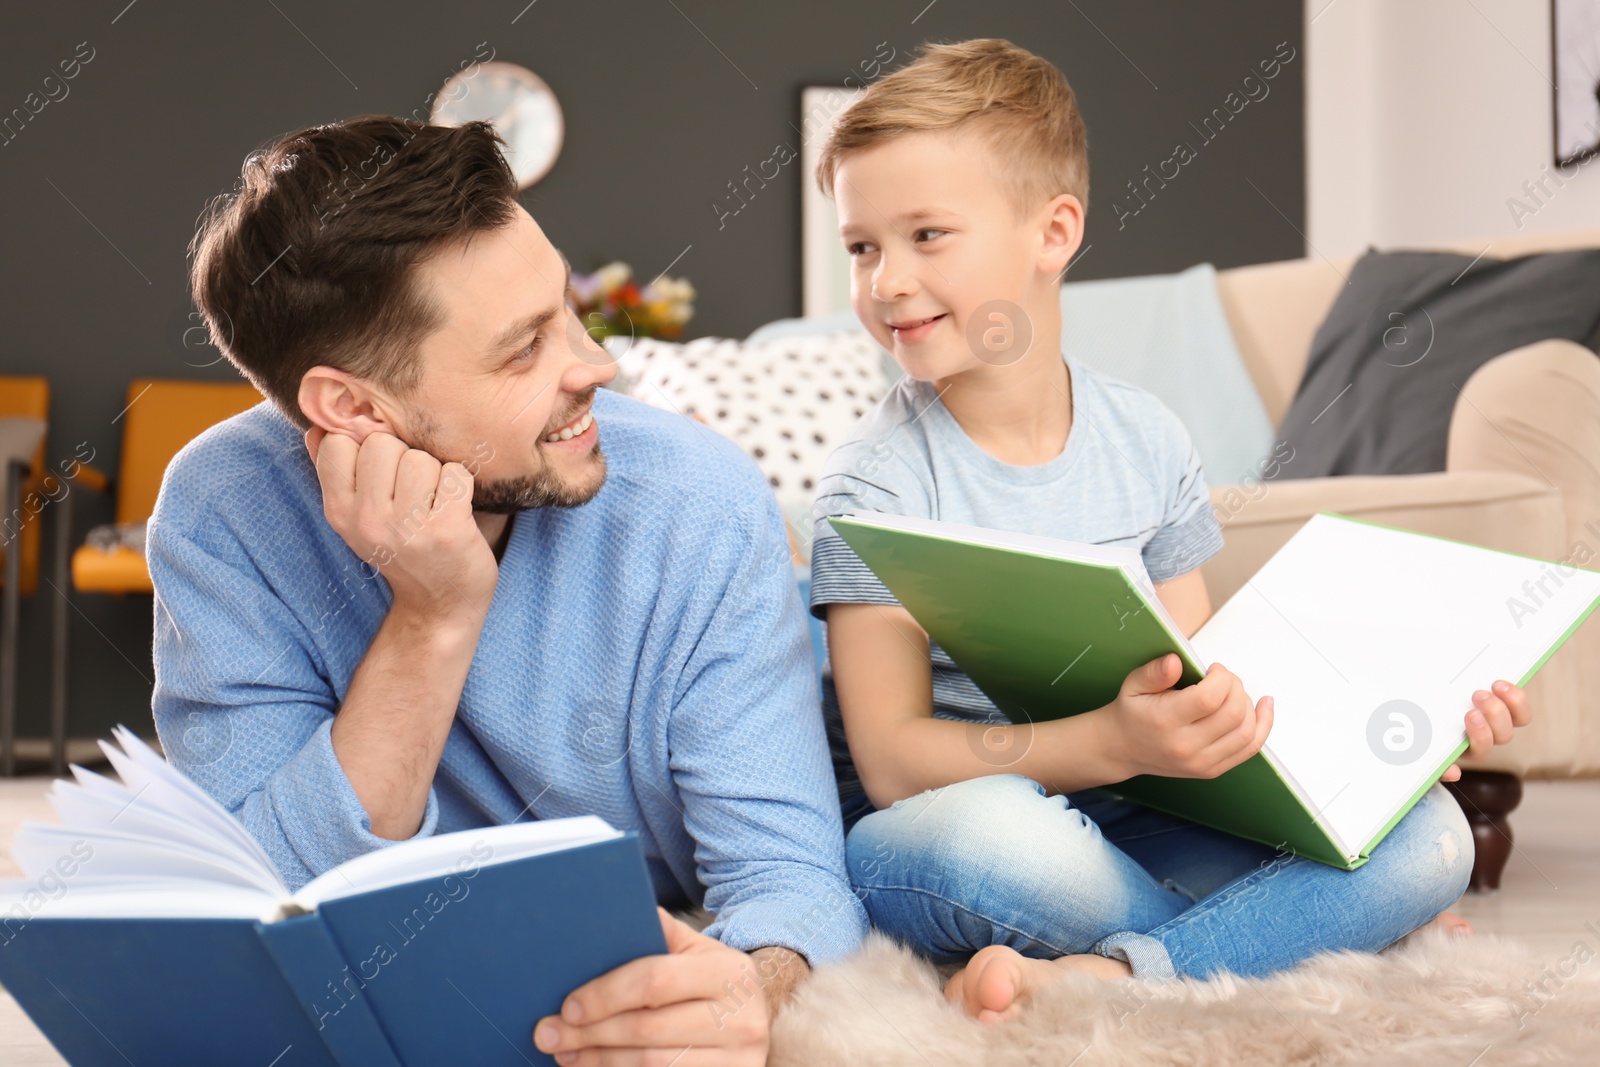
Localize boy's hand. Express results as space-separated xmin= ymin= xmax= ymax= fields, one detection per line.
xmin=1441 ymin=679 xmax=1530 ymax=782
xmin=532 ymin=907 xmax=770 ymax=1066
xmin=1097 ymin=653 xmax=1274 ymax=781
xmin=304 ymin=425 xmax=498 ymax=621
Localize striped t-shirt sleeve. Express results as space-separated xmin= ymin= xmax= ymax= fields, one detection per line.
xmin=807 ymin=444 xmax=928 ymax=620
xmin=1140 ymin=407 xmax=1225 ymax=582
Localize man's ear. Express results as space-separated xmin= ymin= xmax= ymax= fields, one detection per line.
xmin=1039 ymin=192 xmax=1086 ymax=282
xmin=298 ymin=366 xmax=397 ymax=445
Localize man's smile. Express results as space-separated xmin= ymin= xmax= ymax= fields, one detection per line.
xmin=543 ymin=405 xmax=596 ymax=446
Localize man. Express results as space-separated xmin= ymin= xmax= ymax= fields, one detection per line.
xmin=151 ymin=114 xmax=866 ymax=1065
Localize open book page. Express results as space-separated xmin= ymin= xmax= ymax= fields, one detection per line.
xmin=1 ymin=727 xmax=626 ymax=922
xmin=99 ymin=725 xmax=282 ymax=884
xmin=0 ymin=878 xmax=280 ymax=920
xmin=9 ymin=823 xmax=282 ymax=894
xmin=1193 ymin=514 xmax=1600 ymax=858
xmin=43 ymin=770 xmax=278 ymax=886
xmin=291 ymin=816 xmax=623 ymax=909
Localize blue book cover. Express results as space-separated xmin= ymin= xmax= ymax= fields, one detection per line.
xmin=0 ymin=834 xmax=666 ymax=1066
xmin=0 ymin=728 xmax=674 ymax=1065
xmin=0 ymin=916 xmax=340 ymax=1067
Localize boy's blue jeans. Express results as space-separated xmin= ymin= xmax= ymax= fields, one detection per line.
xmin=841 ymin=773 xmax=1473 ymax=981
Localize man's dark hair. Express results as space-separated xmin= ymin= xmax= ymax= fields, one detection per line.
xmin=188 ymin=115 xmax=519 ymax=429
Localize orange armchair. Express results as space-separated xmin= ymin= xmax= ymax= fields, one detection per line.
xmin=48 ymin=379 xmax=262 ymax=774
xmin=0 ymin=377 xmax=50 ymax=776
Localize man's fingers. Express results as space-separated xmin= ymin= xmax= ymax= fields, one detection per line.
xmin=548 ymin=1047 xmax=756 ymax=1067
xmin=354 ymin=429 xmax=407 ymax=503
xmin=535 ymin=998 xmax=758 ymax=1055
xmin=430 ymin=461 xmax=474 ymax=515
xmin=560 ymin=946 xmax=736 ymax=1027
xmin=303 ymin=425 xmax=326 ymax=464
xmin=393 ymin=448 xmax=442 ymax=515
xmin=311 ymin=429 xmax=360 ymax=502
xmin=658 ymin=907 xmax=707 ymax=954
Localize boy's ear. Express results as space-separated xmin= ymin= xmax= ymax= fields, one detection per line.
xmin=298 ymin=366 xmax=401 ymax=446
xmin=1040 ymin=193 xmax=1086 ymax=281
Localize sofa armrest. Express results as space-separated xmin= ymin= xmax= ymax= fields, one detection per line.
xmin=1203 ymin=469 xmax=1565 ymax=606
xmin=1448 ymin=339 xmax=1600 ymax=546
xmin=1447 ymin=339 xmax=1600 ymax=777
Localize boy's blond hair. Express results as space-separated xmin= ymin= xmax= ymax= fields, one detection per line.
xmin=817 ymin=38 xmax=1089 ymax=216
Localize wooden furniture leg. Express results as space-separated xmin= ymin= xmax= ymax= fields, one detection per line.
xmin=1442 ymin=770 xmax=1523 ymax=893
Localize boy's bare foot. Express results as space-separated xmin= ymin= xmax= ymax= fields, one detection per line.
xmin=1426 ymin=910 xmax=1473 ymax=936
xmin=944 ymin=944 xmax=1133 ymax=1023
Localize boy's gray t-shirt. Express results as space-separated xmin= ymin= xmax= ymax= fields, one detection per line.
xmin=808 ymin=355 xmax=1225 ymax=810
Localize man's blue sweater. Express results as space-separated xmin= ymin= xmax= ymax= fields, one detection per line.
xmin=146 ymin=387 xmax=868 ymax=965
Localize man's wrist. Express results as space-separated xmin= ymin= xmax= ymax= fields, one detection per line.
xmin=748 ymin=945 xmax=810 ymax=1017
xmin=387 ymin=596 xmax=485 ymax=652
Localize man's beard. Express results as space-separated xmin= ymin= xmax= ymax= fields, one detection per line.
xmin=470 ymin=441 xmax=607 ymax=513
xmin=407 ymin=396 xmax=609 ymax=514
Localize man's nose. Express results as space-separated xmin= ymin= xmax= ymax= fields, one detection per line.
xmin=564 ymin=314 xmax=620 ymax=389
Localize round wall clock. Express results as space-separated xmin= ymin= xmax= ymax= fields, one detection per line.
xmin=430 ymin=61 xmax=564 ymax=188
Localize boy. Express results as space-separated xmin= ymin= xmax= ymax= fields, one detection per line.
xmin=808 ymin=39 xmax=1529 ymax=1022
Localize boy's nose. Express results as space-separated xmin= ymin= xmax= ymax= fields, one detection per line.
xmin=871 ymin=249 xmax=919 ymax=303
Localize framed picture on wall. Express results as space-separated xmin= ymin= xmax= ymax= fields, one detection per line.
xmin=1554 ymin=0 xmax=1600 ymax=165
xmin=800 ymin=85 xmax=865 ymax=318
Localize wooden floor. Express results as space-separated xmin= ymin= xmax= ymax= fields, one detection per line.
xmin=1 ymin=776 xmax=1598 ymax=1064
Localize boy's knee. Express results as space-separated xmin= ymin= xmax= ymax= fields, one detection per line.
xmin=846 ymin=773 xmax=1075 ymax=881
xmin=1402 ymin=784 xmax=1475 ymax=908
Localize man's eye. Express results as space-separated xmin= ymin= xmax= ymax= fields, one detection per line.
xmin=508 ymin=335 xmax=542 ymax=365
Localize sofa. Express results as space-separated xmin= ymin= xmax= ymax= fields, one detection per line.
xmin=1207 ymin=228 xmax=1600 ymax=889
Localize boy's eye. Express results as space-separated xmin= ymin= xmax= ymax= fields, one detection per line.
xmin=914 ymin=228 xmax=947 ymax=242
xmin=845 ymin=240 xmax=877 ymax=257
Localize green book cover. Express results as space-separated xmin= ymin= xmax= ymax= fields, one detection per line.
xmin=826 ymin=511 xmax=1600 ymax=870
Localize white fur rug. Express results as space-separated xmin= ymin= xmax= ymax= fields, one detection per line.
xmin=761 ymin=926 xmax=1600 ymax=1066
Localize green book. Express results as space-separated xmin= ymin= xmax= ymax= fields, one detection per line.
xmin=828 ymin=510 xmax=1600 ymax=869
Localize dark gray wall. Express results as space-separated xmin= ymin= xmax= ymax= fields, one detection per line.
xmin=0 ymin=1 xmax=1303 ymax=746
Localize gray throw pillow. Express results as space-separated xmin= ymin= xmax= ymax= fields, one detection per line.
xmin=1272 ymin=248 xmax=1600 ymax=479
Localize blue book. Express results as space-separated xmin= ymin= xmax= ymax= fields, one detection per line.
xmin=0 ymin=727 xmax=669 ymax=1066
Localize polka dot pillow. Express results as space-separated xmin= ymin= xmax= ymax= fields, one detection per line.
xmin=610 ymin=331 xmax=893 ymax=551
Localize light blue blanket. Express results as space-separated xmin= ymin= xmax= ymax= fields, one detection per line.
xmin=748 ymin=262 xmax=1276 ymax=486
xmin=1060 ymin=262 xmax=1275 ymax=487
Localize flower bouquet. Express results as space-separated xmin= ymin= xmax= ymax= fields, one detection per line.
xmin=569 ymin=261 xmax=695 ymax=341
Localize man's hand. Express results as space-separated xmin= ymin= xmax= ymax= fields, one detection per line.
xmin=1441 ymin=679 xmax=1530 ymax=782
xmin=305 ymin=425 xmax=497 ymax=620
xmin=1095 ymin=653 xmax=1275 ymax=781
xmin=303 ymin=425 xmax=500 ymax=839
xmin=532 ymin=908 xmax=773 ymax=1066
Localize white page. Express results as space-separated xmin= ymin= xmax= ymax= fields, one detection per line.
xmin=293 ymin=816 xmax=621 ymax=909
xmin=45 ymin=777 xmax=273 ymax=882
xmin=101 ymin=726 xmax=281 ymax=882
xmin=0 ymin=878 xmax=274 ymax=920
xmin=9 ymin=823 xmax=281 ymax=893
xmin=1193 ymin=514 xmax=1600 ymax=858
